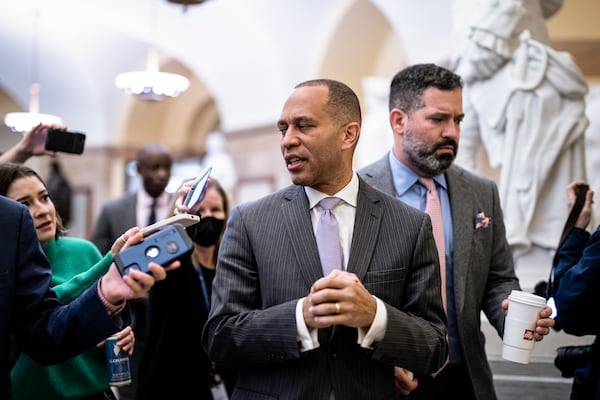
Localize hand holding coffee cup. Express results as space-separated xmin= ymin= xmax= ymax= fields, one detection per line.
xmin=502 ymin=290 xmax=548 ymax=364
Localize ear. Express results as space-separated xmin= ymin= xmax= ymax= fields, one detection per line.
xmin=390 ymin=109 xmax=407 ymax=136
xmin=342 ymin=122 xmax=360 ymax=150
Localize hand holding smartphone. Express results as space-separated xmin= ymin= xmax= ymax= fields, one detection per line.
xmin=140 ymin=214 xmax=200 ymax=237
xmin=183 ymin=165 xmax=212 ymax=210
xmin=115 ymin=224 xmax=193 ymax=276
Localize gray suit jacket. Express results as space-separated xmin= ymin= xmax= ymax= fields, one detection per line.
xmin=203 ymin=178 xmax=447 ymax=400
xmin=359 ymin=154 xmax=520 ymax=399
xmin=90 ymin=192 xmax=137 ymax=254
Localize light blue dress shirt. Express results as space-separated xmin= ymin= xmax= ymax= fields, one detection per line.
xmin=388 ymin=152 xmax=463 ymax=364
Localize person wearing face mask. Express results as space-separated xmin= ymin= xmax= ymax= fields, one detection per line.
xmin=135 ymin=178 xmax=237 ymax=399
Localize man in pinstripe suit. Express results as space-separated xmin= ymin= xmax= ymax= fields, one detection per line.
xmin=198 ymin=79 xmax=448 ymax=399
xmin=358 ymin=63 xmax=555 ymax=399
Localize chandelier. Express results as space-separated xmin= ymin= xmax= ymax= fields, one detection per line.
xmin=4 ymin=11 xmax=62 ymax=133
xmin=114 ymin=46 xmax=189 ymax=101
xmin=115 ymin=0 xmax=189 ymax=101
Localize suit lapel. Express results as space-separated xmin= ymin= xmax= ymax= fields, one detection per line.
xmin=347 ymin=181 xmax=382 ymax=282
xmin=281 ymin=187 xmax=326 ymax=287
xmin=446 ymin=168 xmax=473 ymax=312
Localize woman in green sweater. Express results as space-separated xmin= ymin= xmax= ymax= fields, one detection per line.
xmin=0 ymin=163 xmax=135 ymax=400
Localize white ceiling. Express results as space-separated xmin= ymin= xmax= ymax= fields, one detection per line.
xmin=0 ymin=0 xmax=455 ymax=147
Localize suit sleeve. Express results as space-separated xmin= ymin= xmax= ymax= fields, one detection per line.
xmin=90 ymin=206 xmax=114 ymax=255
xmin=201 ymin=205 xmax=301 ymax=368
xmin=479 ymin=180 xmax=520 ymax=335
xmin=554 ymin=226 xmax=600 ymax=336
xmin=12 ymin=205 xmax=120 ymax=365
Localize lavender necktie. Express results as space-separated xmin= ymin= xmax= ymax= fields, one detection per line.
xmin=316 ymin=197 xmax=344 ymax=277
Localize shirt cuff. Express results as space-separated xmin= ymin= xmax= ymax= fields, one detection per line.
xmin=296 ymin=297 xmax=320 ymax=352
xmin=357 ymin=296 xmax=387 ymax=348
xmin=97 ymin=279 xmax=126 ymax=316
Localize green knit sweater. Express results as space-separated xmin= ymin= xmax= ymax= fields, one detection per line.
xmin=11 ymin=236 xmax=114 ymax=400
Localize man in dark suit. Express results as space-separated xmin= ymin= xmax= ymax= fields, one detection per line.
xmin=0 ymin=195 xmax=178 ymax=400
xmin=197 ymin=79 xmax=447 ymax=399
xmin=91 ymin=142 xmax=173 ymax=400
xmin=91 ymin=143 xmax=173 ymax=254
xmin=358 ymin=63 xmax=555 ymax=399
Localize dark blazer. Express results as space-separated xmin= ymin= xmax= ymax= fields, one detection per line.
xmin=202 ymin=178 xmax=447 ymax=400
xmin=0 ymin=196 xmax=120 ymax=400
xmin=554 ymin=226 xmax=600 ymax=399
xmin=359 ymin=154 xmax=520 ymax=400
xmin=91 ymin=192 xmax=137 ymax=254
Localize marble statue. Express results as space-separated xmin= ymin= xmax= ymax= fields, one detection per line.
xmin=450 ymin=0 xmax=589 ymax=274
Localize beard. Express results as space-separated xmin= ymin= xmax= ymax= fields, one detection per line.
xmin=403 ymin=124 xmax=457 ymax=176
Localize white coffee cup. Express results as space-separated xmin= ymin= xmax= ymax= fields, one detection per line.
xmin=501 ymin=290 xmax=547 ymax=364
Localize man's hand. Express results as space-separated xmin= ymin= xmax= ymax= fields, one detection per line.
xmin=501 ymin=299 xmax=555 ymax=341
xmin=303 ymin=270 xmax=376 ymax=330
xmin=394 ymin=367 xmax=418 ymax=396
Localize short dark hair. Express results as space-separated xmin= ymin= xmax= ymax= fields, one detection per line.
xmin=295 ymin=79 xmax=362 ymax=127
xmin=389 ymin=63 xmax=463 ymax=114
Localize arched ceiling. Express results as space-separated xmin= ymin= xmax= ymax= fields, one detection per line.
xmin=0 ymin=0 xmax=455 ymax=151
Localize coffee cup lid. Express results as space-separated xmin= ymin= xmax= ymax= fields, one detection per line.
xmin=508 ymin=290 xmax=547 ymax=307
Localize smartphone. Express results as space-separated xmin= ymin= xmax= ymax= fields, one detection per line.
xmin=140 ymin=213 xmax=200 ymax=237
xmin=183 ymin=165 xmax=212 ymax=209
xmin=114 ymin=223 xmax=193 ymax=276
xmin=45 ymin=128 xmax=86 ymax=154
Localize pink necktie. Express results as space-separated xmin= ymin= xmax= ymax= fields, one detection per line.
xmin=316 ymin=197 xmax=344 ymax=277
xmin=419 ymin=177 xmax=446 ymax=311
xmin=419 ymin=177 xmax=450 ymax=375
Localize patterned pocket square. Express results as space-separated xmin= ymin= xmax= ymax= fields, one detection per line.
xmin=475 ymin=212 xmax=491 ymax=229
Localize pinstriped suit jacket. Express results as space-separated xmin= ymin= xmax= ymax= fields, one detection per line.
xmin=202 ymin=177 xmax=447 ymax=400
xmin=359 ymin=154 xmax=520 ymax=400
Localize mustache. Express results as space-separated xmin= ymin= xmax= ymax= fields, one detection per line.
xmin=433 ymin=139 xmax=458 ymax=152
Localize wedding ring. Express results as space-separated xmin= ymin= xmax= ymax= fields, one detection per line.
xmin=335 ymin=302 xmax=341 ymax=314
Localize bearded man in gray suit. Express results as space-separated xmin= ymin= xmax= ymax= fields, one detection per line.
xmin=196 ymin=79 xmax=447 ymax=399
xmin=358 ymin=63 xmax=555 ymax=400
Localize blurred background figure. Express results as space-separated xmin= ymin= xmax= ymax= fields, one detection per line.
xmin=45 ymin=159 xmax=72 ymax=228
